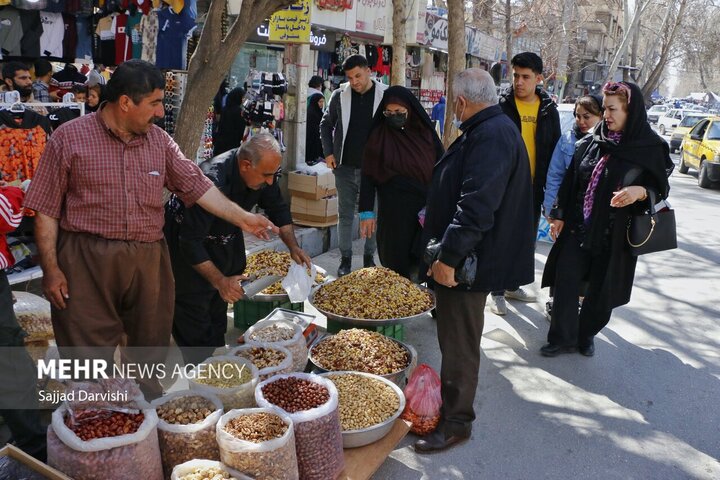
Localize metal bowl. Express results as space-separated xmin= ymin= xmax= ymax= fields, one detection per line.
xmin=318 ymin=371 xmax=406 ymax=448
xmin=308 ymin=283 xmax=435 ymax=326
xmin=251 ymin=266 xmax=329 ymax=302
xmin=308 ymin=335 xmax=416 ymax=387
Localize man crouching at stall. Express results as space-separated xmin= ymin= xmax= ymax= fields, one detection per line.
xmin=165 ymin=133 xmax=312 ymax=365
xmin=417 ymin=69 xmax=535 ymax=452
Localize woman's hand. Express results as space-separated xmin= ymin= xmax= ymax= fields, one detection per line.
xmin=610 ymin=186 xmax=647 ymax=208
xmin=549 ymin=219 xmax=564 ymax=241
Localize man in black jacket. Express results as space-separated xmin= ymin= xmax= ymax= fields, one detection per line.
xmin=415 ymin=69 xmax=535 ymax=452
xmin=165 ymin=133 xmax=311 ymax=365
xmin=490 ymin=52 xmax=561 ymax=315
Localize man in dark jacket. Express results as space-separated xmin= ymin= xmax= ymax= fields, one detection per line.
xmin=490 ymin=51 xmax=561 ymax=315
xmin=165 ymin=133 xmax=311 ymax=364
xmin=415 ymin=69 xmax=534 ymax=452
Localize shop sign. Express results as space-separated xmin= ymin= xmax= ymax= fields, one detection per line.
xmin=420 ymin=89 xmax=443 ymax=103
xmin=252 ymin=21 xmax=336 ymax=51
xmin=355 ymin=0 xmax=387 ymax=37
xmin=315 ymin=0 xmax=352 ymax=10
xmin=269 ymin=0 xmax=312 ymax=43
xmin=423 ymin=13 xmax=448 ymax=51
xmin=383 ymin=0 xmax=426 ymax=45
xmin=311 ymin=0 xmax=356 ymax=31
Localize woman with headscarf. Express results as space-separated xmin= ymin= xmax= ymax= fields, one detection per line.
xmin=541 ymin=82 xmax=674 ymax=357
xmin=213 ymin=87 xmax=246 ymax=156
xmin=305 ymin=93 xmax=325 ymax=165
xmin=358 ymin=86 xmax=445 ymax=281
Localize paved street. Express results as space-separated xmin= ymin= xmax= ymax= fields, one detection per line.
xmin=309 ymin=143 xmax=720 ymax=479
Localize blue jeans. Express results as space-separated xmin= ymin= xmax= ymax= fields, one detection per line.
xmin=334 ymin=164 xmax=376 ymax=258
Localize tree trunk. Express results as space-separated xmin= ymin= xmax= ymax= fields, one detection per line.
xmin=555 ymin=0 xmax=574 ymax=99
xmin=442 ymin=0 xmax=466 ymax=147
xmin=391 ymin=0 xmax=407 ymax=86
xmin=629 ymin=16 xmax=641 ymax=82
xmin=604 ymin=0 xmax=650 ymax=83
xmin=505 ymin=0 xmax=512 ymax=82
xmin=173 ymin=0 xmax=295 ymax=159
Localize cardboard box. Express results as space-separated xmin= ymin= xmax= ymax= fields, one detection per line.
xmin=290 ymin=196 xmax=338 ymax=217
xmin=0 ymin=444 xmax=73 ymax=479
xmin=288 ymin=171 xmax=337 ymax=200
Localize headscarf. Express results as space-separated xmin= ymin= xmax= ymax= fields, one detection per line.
xmin=362 ymin=86 xmax=444 ymax=186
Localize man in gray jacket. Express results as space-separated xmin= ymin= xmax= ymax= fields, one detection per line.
xmin=320 ymin=54 xmax=387 ymax=276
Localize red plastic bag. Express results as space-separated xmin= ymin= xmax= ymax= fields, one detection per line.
xmin=400 ymin=364 xmax=441 ymax=435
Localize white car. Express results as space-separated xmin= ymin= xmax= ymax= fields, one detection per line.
xmin=657 ymin=108 xmax=691 ymax=136
xmin=647 ymin=105 xmax=669 ymax=124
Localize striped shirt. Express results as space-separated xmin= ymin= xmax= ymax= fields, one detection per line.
xmin=0 ymin=186 xmax=24 ymax=269
xmin=24 ymin=111 xmax=213 ymax=242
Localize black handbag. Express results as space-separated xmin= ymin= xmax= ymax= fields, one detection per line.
xmin=626 ymin=190 xmax=677 ymax=256
xmin=424 ymin=238 xmax=478 ymax=285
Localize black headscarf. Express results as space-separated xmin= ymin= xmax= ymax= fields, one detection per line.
xmin=362 ymin=86 xmax=444 ymax=186
xmin=305 ymin=93 xmax=325 ymax=164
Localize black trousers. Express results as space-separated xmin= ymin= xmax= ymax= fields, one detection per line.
xmin=548 ymin=234 xmax=612 ymax=347
xmin=0 ymin=272 xmax=47 ymax=461
xmin=172 ymin=288 xmax=229 ymax=365
xmin=435 ymin=285 xmax=488 ymax=436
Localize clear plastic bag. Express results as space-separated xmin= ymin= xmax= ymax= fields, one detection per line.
xmin=228 ymin=343 xmax=293 ymax=381
xmin=255 ymin=373 xmax=344 ymax=480
xmin=170 ymin=459 xmax=251 ymax=480
xmin=151 ymin=391 xmax=224 ymax=479
xmin=216 ymin=408 xmax=298 ymax=480
xmin=281 ymin=263 xmax=317 ymax=303
xmin=245 ymin=320 xmax=308 ymax=372
xmin=47 ymin=405 xmax=163 ymax=480
xmin=12 ymin=291 xmax=52 ymax=341
xmin=187 ymin=356 xmax=258 ymax=410
xmin=400 ymin=364 xmax=442 ymax=435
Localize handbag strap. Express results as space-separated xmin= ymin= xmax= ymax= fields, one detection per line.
xmin=626 ymin=189 xmax=658 ymax=248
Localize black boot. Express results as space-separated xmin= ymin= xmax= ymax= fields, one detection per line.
xmin=363 ymin=254 xmax=376 ymax=268
xmin=337 ymin=256 xmax=352 ymax=277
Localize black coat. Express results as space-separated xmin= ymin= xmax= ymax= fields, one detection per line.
xmin=423 ymin=105 xmax=535 ymax=292
xmin=499 ymin=87 xmax=561 ymax=196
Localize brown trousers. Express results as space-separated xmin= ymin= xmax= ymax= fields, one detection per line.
xmin=435 ymin=285 xmax=488 ymax=437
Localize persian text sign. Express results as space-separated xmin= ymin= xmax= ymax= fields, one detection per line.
xmin=355 ymin=0 xmax=387 ymax=36
xmin=269 ymin=0 xmax=312 ymax=43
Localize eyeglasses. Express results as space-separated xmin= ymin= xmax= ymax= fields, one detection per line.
xmin=602 ymin=82 xmax=631 ymax=104
xmin=383 ymin=109 xmax=408 ymax=117
xmin=261 ymin=166 xmax=283 ymax=179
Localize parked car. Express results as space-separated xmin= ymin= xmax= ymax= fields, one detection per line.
xmin=657 ymin=108 xmax=691 ymax=135
xmin=670 ymin=113 xmax=708 ymax=153
xmin=556 ymin=103 xmax=576 ymax=133
xmin=647 ymin=104 xmax=669 ymax=123
xmin=678 ymin=116 xmax=720 ymax=188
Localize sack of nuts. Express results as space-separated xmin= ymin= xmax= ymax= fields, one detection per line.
xmin=255 ymin=373 xmax=344 ymax=480
xmin=216 ymin=408 xmax=298 ymax=480
xmin=170 ymin=459 xmax=251 ymax=480
xmin=228 ymin=343 xmax=293 ymax=381
xmin=12 ymin=291 xmax=53 ymax=341
xmin=47 ymin=404 xmax=163 ymax=480
xmin=151 ymin=391 xmax=224 ymax=478
xmin=244 ymin=320 xmax=307 ymax=372
xmin=188 ymin=356 xmax=259 ymax=411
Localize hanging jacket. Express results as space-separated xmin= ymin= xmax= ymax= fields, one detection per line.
xmin=0 ymin=186 xmax=24 ymax=270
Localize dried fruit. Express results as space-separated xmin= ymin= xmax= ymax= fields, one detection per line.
xmin=311 ymin=329 xmax=410 ymax=375
xmin=245 ymin=250 xmax=325 ymax=295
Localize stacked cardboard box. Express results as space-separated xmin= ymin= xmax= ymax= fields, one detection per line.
xmin=288 ymin=171 xmax=338 ymax=227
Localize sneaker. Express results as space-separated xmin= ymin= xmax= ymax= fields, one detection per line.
xmin=504 ymin=287 xmax=536 ymax=302
xmin=489 ymin=295 xmax=507 ymax=315
xmin=337 ymin=256 xmax=352 ymax=277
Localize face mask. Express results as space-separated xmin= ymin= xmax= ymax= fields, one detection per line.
xmin=386 ymin=113 xmax=407 ymax=129
xmin=452 ymin=98 xmax=466 ymax=129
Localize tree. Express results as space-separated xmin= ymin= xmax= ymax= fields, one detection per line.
xmin=390 ymin=0 xmax=407 ymax=86
xmin=442 ymin=0 xmax=466 ymax=146
xmin=173 ymin=0 xmax=295 ymax=158
xmin=604 ymin=0 xmax=652 ymax=83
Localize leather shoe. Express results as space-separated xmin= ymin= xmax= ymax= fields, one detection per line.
xmin=414 ymin=430 xmax=469 ymax=453
xmin=578 ymin=342 xmax=595 ymax=357
xmin=363 ymin=254 xmax=376 ymax=268
xmin=540 ymin=343 xmax=577 ymax=357
xmin=337 ymin=256 xmax=351 ymax=277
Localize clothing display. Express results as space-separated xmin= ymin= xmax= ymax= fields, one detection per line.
xmin=75 ymin=14 xmax=93 ymax=60
xmin=155 ymin=7 xmax=195 ymax=69
xmin=49 ymin=64 xmax=86 ymax=97
xmin=140 ymin=9 xmax=158 ymax=63
xmin=61 ymin=12 xmax=77 ymax=60
xmin=39 ymin=11 xmax=64 ymax=58
xmin=114 ymin=13 xmax=133 ymax=64
xmin=18 ymin=10 xmax=42 ymax=57
xmin=0 ymin=7 xmax=23 ymax=57
xmin=0 ymin=109 xmax=52 ymax=184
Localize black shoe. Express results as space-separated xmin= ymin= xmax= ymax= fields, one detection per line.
xmin=363 ymin=254 xmax=376 ymax=268
xmin=414 ymin=430 xmax=470 ymax=453
xmin=578 ymin=341 xmax=595 ymax=357
xmin=540 ymin=343 xmax=577 ymax=357
xmin=337 ymin=256 xmax=352 ymax=277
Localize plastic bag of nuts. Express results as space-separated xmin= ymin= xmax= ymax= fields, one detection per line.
xmin=12 ymin=291 xmax=53 ymax=341
xmin=228 ymin=343 xmax=293 ymax=381
xmin=170 ymin=459 xmax=251 ymax=480
xmin=255 ymin=373 xmax=344 ymax=480
xmin=216 ymin=408 xmax=298 ymax=480
xmin=151 ymin=391 xmax=224 ymax=479
xmin=47 ymin=404 xmax=163 ymax=480
xmin=188 ymin=356 xmax=258 ymax=411
xmin=244 ymin=320 xmax=307 ymax=372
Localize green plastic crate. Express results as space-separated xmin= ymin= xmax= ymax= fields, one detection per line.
xmin=325 ymin=320 xmax=404 ymax=342
xmin=233 ymin=299 xmax=303 ymax=329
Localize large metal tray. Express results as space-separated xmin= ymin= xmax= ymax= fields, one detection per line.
xmin=308 ymin=283 xmax=435 ymax=326
xmin=250 ymin=265 xmax=329 ymax=302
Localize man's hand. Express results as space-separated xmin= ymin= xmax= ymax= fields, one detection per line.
xmin=427 ymin=260 xmax=458 ymax=288
xmin=43 ymin=267 xmax=70 ymax=309
xmin=215 ymin=274 xmax=248 ymax=303
xmin=549 ymin=219 xmax=564 ymax=241
xmin=325 ymin=155 xmax=337 ymax=169
xmin=359 ymin=219 xmax=376 ymax=239
xmin=290 ymin=246 xmax=312 ymax=269
xmin=239 ymin=212 xmax=279 ymax=240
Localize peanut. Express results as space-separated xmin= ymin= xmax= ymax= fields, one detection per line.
xmin=328 ymin=374 xmax=400 ymax=430
xmin=178 ymin=466 xmax=239 ymax=480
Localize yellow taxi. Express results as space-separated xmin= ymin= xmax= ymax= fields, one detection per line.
xmin=669 ymin=113 xmax=708 ymax=153
xmin=678 ymin=116 xmax=720 ymax=188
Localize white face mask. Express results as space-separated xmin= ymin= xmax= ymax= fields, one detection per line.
xmin=452 ymin=98 xmax=466 ymax=129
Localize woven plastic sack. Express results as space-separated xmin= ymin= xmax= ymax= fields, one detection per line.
xmin=245 ymin=319 xmax=307 ymax=372
xmin=228 ymin=343 xmax=293 ymax=381
xmin=400 ymin=363 xmax=442 ymax=435
xmin=187 ymin=356 xmax=258 ymax=410
xmin=170 ymin=459 xmax=251 ymax=480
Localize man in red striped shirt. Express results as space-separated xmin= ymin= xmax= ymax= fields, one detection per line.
xmin=24 ymin=61 xmax=277 ymax=383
